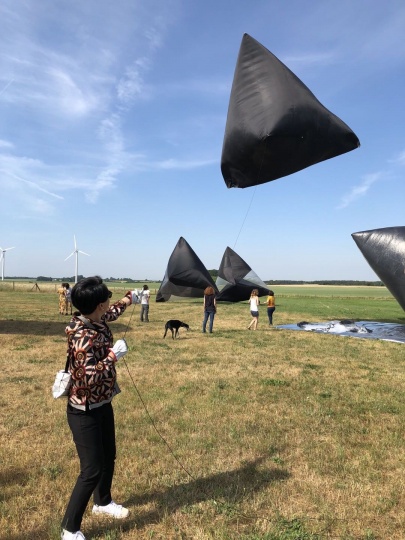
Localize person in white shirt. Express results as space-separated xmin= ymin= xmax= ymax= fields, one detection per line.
xmin=247 ymin=289 xmax=260 ymax=330
xmin=140 ymin=284 xmax=150 ymax=322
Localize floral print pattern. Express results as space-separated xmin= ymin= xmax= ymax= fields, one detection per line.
xmin=65 ymin=300 xmax=128 ymax=410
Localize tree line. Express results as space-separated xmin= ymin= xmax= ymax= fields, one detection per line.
xmin=7 ymin=274 xmax=384 ymax=287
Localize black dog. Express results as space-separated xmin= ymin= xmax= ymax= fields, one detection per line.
xmin=163 ymin=319 xmax=190 ymax=339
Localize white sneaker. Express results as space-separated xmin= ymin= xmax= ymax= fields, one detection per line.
xmin=92 ymin=501 xmax=129 ymax=518
xmin=61 ymin=530 xmax=86 ymax=540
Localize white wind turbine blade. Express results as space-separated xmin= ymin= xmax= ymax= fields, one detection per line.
xmin=65 ymin=235 xmax=91 ymax=283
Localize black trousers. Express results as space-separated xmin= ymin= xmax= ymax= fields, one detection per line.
xmin=62 ymin=402 xmax=116 ymax=532
xmin=267 ymin=307 xmax=276 ymax=324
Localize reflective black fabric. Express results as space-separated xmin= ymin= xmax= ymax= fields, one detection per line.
xmin=352 ymin=226 xmax=405 ymax=312
xmin=279 ymin=320 xmax=405 ymax=344
xmin=156 ymin=237 xmax=218 ymax=302
xmin=216 ymin=246 xmax=269 ymax=302
xmin=221 ymin=33 xmax=360 ymax=189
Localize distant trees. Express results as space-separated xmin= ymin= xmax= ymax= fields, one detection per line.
xmin=36 ymin=275 xmax=84 ymax=282
xmin=18 ymin=276 xmax=382 ymax=287
xmin=265 ymin=280 xmax=384 ymax=286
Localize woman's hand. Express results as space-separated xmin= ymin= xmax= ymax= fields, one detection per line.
xmin=110 ymin=338 xmax=128 ymax=361
xmin=125 ymin=290 xmax=140 ymax=304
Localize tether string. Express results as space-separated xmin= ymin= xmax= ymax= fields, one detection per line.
xmin=233 ymin=138 xmax=267 ymax=249
xmin=121 ymin=300 xmax=196 ymax=479
xmin=119 ymin=302 xmax=372 ymax=537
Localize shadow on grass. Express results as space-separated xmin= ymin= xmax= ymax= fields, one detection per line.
xmin=0 ymin=460 xmax=286 ymax=540
xmin=0 ymin=320 xmax=129 ymax=336
xmin=0 ymin=467 xmax=28 ymax=503
xmin=88 ymin=457 xmax=290 ymax=536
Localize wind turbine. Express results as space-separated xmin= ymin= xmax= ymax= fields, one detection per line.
xmin=64 ymin=235 xmax=90 ymax=283
xmin=0 ymin=246 xmax=15 ymax=281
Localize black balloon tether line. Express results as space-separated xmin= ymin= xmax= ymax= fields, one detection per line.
xmin=233 ymin=185 xmax=257 ymax=249
xmin=121 ymin=301 xmax=196 ymax=480
xmin=233 ymin=138 xmax=267 ymax=250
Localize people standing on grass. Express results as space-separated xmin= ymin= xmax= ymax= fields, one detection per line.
xmin=266 ymin=290 xmax=276 ymax=325
xmin=58 ymin=283 xmax=67 ymax=314
xmin=202 ymin=286 xmax=217 ymax=333
xmin=64 ymin=283 xmax=73 ymax=315
xmin=140 ymin=284 xmax=150 ymax=322
xmin=247 ymin=288 xmax=260 ymax=330
xmin=60 ymin=276 xmax=138 ymax=540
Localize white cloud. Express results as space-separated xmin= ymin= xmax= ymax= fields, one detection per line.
xmin=8 ymin=172 xmax=64 ymax=200
xmin=337 ymin=173 xmax=383 ymax=209
xmin=0 ymin=1 xmax=180 ymax=211
xmin=48 ymin=67 xmax=101 ymax=117
xmin=0 ymin=152 xmax=83 ymax=216
xmin=389 ymin=149 xmax=405 ymax=166
xmin=0 ymin=79 xmax=14 ymax=97
xmin=0 ymin=139 xmax=14 ymax=149
xmin=283 ymin=51 xmax=337 ymax=67
xmin=116 ymin=58 xmax=151 ymax=104
xmin=154 ymin=158 xmax=217 ymax=170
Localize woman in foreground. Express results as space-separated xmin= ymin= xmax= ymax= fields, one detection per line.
xmin=61 ymin=276 xmax=137 ymax=540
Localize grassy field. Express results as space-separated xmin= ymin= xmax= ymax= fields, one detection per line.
xmin=1 ymin=285 xmax=404 ymax=540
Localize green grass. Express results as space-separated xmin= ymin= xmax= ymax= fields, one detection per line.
xmin=0 ymin=285 xmax=404 ymax=540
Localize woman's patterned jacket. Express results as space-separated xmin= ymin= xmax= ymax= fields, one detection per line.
xmin=65 ymin=299 xmax=128 ymax=411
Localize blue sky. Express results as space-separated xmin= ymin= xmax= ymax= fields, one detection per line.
xmin=1 ymin=0 xmax=404 ymax=281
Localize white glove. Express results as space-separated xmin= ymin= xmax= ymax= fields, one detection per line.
xmin=130 ymin=290 xmax=140 ymax=304
xmin=111 ymin=338 xmax=128 ymax=360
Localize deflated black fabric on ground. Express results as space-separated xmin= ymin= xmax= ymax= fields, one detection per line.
xmin=221 ymin=33 xmax=360 ymax=189
xmin=352 ymin=226 xmax=405 ymax=312
xmin=278 ymin=320 xmax=405 ymax=343
xmin=156 ymin=237 xmax=218 ymax=302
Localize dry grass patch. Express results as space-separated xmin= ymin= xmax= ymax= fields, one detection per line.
xmin=1 ymin=289 xmax=404 ymax=539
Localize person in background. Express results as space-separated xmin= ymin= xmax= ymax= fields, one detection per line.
xmin=266 ymin=290 xmax=276 ymax=325
xmin=140 ymin=284 xmax=150 ymax=322
xmin=58 ymin=283 xmax=67 ymax=315
xmin=202 ymin=286 xmax=217 ymax=333
xmin=64 ymin=283 xmax=73 ymax=315
xmin=60 ymin=276 xmax=139 ymax=540
xmin=247 ymin=288 xmax=260 ymax=330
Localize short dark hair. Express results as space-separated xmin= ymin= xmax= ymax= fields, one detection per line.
xmin=71 ymin=276 xmax=110 ymax=315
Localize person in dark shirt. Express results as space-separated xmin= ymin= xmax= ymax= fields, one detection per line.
xmin=202 ymin=286 xmax=217 ymax=333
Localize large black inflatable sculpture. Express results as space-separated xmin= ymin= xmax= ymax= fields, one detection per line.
xmin=156 ymin=237 xmax=218 ymax=302
xmin=216 ymin=246 xmax=269 ymax=302
xmin=221 ymin=33 xmax=360 ymax=189
xmin=352 ymin=226 xmax=405 ymax=312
